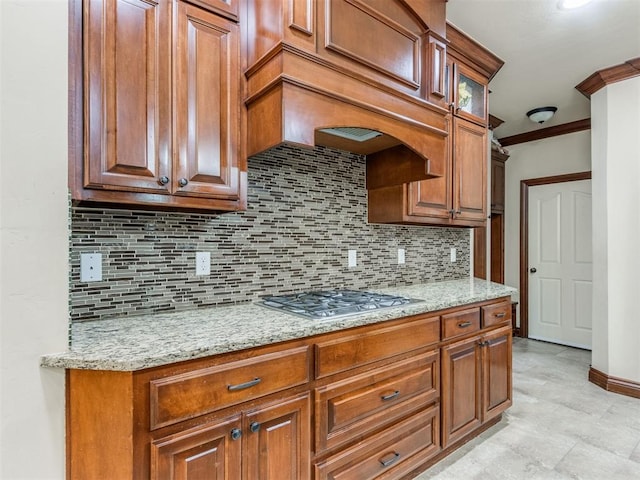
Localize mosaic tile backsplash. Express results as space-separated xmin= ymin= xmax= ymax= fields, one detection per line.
xmin=70 ymin=145 xmax=470 ymax=322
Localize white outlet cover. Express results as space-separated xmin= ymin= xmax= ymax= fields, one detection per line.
xmin=80 ymin=253 xmax=102 ymax=282
xmin=397 ymin=248 xmax=405 ymax=265
xmin=450 ymin=247 xmax=457 ymax=263
xmin=348 ymin=250 xmax=357 ymax=268
xmin=195 ymin=252 xmax=211 ymax=275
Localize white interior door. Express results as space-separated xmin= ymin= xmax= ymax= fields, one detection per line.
xmin=528 ymin=179 xmax=592 ymax=349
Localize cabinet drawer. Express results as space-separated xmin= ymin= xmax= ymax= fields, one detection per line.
xmin=314 ymin=405 xmax=440 ymax=480
xmin=315 ymin=315 xmax=440 ymax=378
xmin=442 ymin=307 xmax=480 ymax=340
xmin=481 ymin=300 xmax=511 ymax=328
xmin=150 ymin=346 xmax=310 ymax=429
xmin=315 ymin=351 xmax=439 ymax=453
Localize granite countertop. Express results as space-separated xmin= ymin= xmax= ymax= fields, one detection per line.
xmin=40 ymin=278 xmax=516 ymax=372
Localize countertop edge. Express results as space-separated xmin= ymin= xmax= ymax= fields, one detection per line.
xmin=41 ymin=280 xmax=517 ymax=372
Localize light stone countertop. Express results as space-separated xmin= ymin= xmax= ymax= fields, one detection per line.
xmin=40 ymin=278 xmax=516 ymax=372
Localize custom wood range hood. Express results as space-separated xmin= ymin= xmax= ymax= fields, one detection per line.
xmin=244 ymin=0 xmax=451 ymax=188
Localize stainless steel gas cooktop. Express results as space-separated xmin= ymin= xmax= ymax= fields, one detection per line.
xmin=259 ymin=289 xmax=422 ymax=320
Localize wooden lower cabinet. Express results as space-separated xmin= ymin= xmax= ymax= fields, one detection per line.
xmin=441 ymin=322 xmax=512 ymax=448
xmin=151 ymin=393 xmax=310 ymax=480
xmin=151 ymin=415 xmax=243 ymax=480
xmin=244 ymin=394 xmax=310 ymax=480
xmin=66 ymin=298 xmax=512 ymax=480
xmin=314 ymin=405 xmax=440 ymax=480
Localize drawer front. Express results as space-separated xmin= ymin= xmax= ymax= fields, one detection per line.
xmin=315 ymin=351 xmax=439 ymax=453
xmin=314 ymin=405 xmax=440 ymax=480
xmin=150 ymin=346 xmax=310 ymax=429
xmin=481 ymin=300 xmax=512 ymax=328
xmin=315 ymin=315 xmax=440 ymax=378
xmin=442 ymin=307 xmax=480 ymax=340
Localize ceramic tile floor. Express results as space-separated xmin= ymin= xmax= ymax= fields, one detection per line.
xmin=414 ymin=338 xmax=640 ymax=479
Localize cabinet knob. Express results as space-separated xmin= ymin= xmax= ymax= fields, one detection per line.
xmin=230 ymin=428 xmax=242 ymax=441
xmin=178 ymin=178 xmax=189 ymax=187
xmin=249 ymin=422 xmax=261 ymax=433
xmin=158 ymin=176 xmax=170 ymax=185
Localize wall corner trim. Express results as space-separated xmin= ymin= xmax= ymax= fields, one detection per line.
xmin=589 ymin=367 xmax=640 ymax=400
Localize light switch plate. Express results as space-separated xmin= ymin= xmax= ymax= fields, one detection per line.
xmin=80 ymin=253 xmax=102 ymax=282
xmin=397 ymin=248 xmax=405 ymax=265
xmin=450 ymin=247 xmax=457 ymax=263
xmin=348 ymin=250 xmax=357 ymax=268
xmin=195 ymin=252 xmax=211 ymax=276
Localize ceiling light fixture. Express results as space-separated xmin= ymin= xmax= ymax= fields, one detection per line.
xmin=526 ymin=106 xmax=558 ymax=124
xmin=558 ymin=0 xmax=593 ymax=10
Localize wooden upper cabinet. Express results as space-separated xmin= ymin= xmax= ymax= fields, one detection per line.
xmin=491 ymin=150 xmax=508 ymax=214
xmin=73 ymin=0 xmax=245 ymax=212
xmin=452 ymin=117 xmax=487 ymax=223
xmin=173 ymin=1 xmax=241 ymax=201
xmin=83 ymin=0 xmax=172 ymax=194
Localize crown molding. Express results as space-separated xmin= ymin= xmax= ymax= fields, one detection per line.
xmin=498 ymin=118 xmax=591 ymax=147
xmin=576 ymin=57 xmax=640 ymax=98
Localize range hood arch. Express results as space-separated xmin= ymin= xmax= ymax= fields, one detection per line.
xmin=245 ymin=0 xmax=449 ymax=188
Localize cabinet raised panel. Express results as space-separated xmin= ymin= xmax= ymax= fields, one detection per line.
xmin=482 ymin=326 xmax=513 ymax=422
xmin=84 ymin=0 xmax=172 ymax=193
xmin=441 ymin=336 xmax=482 ymax=447
xmin=174 ymin=2 xmax=241 ymax=201
xmin=453 ymin=117 xmax=487 ymax=222
xmin=244 ymin=393 xmax=311 ymax=480
xmin=151 ymin=415 xmax=242 ymax=480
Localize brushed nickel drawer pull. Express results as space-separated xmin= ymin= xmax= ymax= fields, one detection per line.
xmin=495 ymin=313 xmax=506 ymax=318
xmin=381 ymin=390 xmax=400 ymax=401
xmin=458 ymin=321 xmax=473 ymax=328
xmin=227 ymin=377 xmax=261 ymax=392
xmin=380 ymin=452 xmax=400 ymax=467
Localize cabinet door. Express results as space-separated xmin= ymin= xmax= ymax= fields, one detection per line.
xmin=452 ymin=118 xmax=487 ymax=224
xmin=173 ymin=1 xmax=241 ymax=201
xmin=244 ymin=393 xmax=311 ymax=480
xmin=407 ymin=118 xmax=452 ymax=220
xmin=482 ymin=325 xmax=512 ymax=422
xmin=151 ymin=415 xmax=242 ymax=480
xmin=441 ymin=335 xmax=482 ymax=447
xmin=84 ymin=0 xmax=172 ymax=193
xmin=491 ymin=156 xmax=506 ymax=213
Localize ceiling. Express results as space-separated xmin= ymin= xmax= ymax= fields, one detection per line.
xmin=446 ymin=0 xmax=640 ymax=139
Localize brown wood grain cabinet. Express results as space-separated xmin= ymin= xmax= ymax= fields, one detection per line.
xmin=71 ymin=0 xmax=246 ymax=212
xmin=367 ymin=24 xmax=500 ymax=228
xmin=67 ymin=297 xmax=512 ymax=479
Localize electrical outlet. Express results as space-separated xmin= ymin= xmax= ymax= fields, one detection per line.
xmin=195 ymin=252 xmax=211 ymax=276
xmin=450 ymin=247 xmax=457 ymax=263
xmin=80 ymin=253 xmax=102 ymax=282
xmin=348 ymin=250 xmax=357 ymax=268
xmin=397 ymin=248 xmax=405 ymax=265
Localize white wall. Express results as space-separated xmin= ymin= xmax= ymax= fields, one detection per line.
xmin=0 ymin=1 xmax=68 ymax=478
xmin=590 ymin=76 xmax=640 ymax=383
xmin=503 ymin=130 xmax=592 ymax=321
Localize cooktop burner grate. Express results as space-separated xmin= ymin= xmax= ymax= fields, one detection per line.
xmin=259 ymin=289 xmax=421 ymax=320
